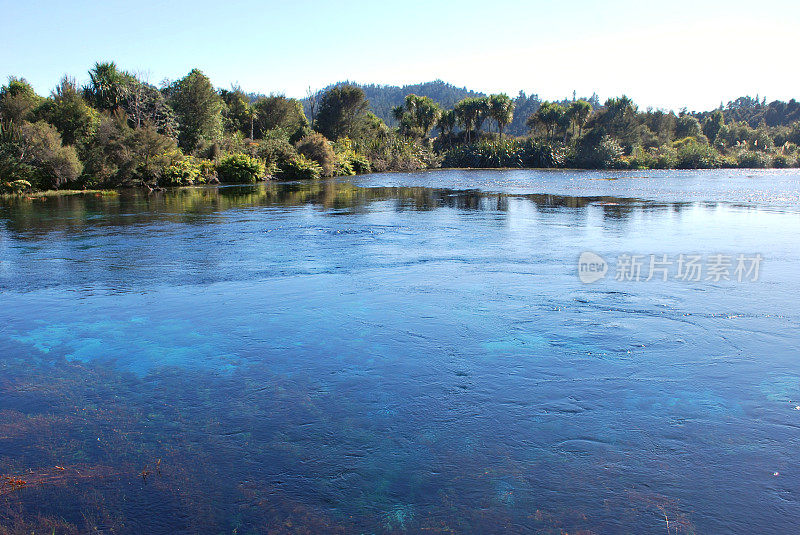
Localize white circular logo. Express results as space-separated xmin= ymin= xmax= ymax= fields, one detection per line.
xmin=578 ymin=252 xmax=608 ymax=283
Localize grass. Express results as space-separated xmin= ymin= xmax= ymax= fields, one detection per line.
xmin=0 ymin=189 xmax=118 ymax=199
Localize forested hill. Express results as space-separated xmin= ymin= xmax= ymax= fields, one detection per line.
xmin=305 ymin=80 xmax=485 ymax=127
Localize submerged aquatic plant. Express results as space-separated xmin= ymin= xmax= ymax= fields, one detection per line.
xmin=383 ymin=503 xmax=414 ymax=531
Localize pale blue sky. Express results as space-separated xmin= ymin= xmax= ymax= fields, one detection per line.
xmin=2 ymin=0 xmax=798 ymax=110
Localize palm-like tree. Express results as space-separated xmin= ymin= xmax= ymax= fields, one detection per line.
xmin=395 ymin=95 xmax=441 ymax=138
xmin=567 ymin=100 xmax=593 ymax=137
xmin=454 ymin=97 xmax=487 ymax=143
xmin=437 ymin=109 xmax=456 ymax=137
xmin=528 ymin=101 xmax=565 ymax=141
xmin=85 ymin=61 xmax=127 ymax=111
xmin=489 ymin=94 xmax=515 ymax=139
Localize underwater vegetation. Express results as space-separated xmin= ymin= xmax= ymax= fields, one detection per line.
xmin=0 ymin=353 xmax=699 ymax=534
xmin=2 ymin=172 xmax=797 ymax=533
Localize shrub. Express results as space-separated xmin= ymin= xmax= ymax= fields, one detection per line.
xmin=772 ymin=153 xmax=797 ymax=168
xmin=295 ymin=132 xmax=335 ymax=176
xmin=652 ymin=146 xmax=678 ymax=169
xmin=331 ymin=139 xmax=372 ymax=176
xmin=625 ymin=146 xmax=677 ymax=169
xmin=440 ymin=139 xmax=568 ymax=169
xmin=676 ymin=139 xmax=720 ymax=169
xmin=277 ymin=154 xmax=322 ymax=180
xmin=0 ymin=179 xmax=32 ymax=194
xmin=736 ymin=150 xmax=772 ymax=169
xmin=216 ymin=153 xmax=265 ymax=183
xmin=352 ymin=134 xmax=437 ymax=172
xmin=573 ymin=134 xmax=624 ymax=169
xmin=161 ymin=155 xmax=204 ymax=186
xmin=256 ymin=137 xmax=298 ymax=175
xmin=81 ymin=115 xmax=177 ymax=187
xmin=522 ymin=139 xmax=566 ymax=167
xmin=628 ymin=146 xmax=657 ymax=169
xmin=18 ymin=121 xmax=83 ymax=188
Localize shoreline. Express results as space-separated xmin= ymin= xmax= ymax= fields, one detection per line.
xmin=3 ymin=167 xmax=797 ymax=199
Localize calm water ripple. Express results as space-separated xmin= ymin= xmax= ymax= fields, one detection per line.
xmin=0 ymin=169 xmax=798 ymax=534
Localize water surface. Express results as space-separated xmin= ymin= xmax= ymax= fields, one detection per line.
xmin=0 ymin=169 xmax=799 ymax=533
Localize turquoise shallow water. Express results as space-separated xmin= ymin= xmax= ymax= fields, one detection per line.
xmin=0 ymin=170 xmax=799 ymax=533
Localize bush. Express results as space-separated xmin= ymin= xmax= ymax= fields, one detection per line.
xmin=772 ymin=153 xmax=797 ymax=168
xmin=652 ymin=146 xmax=678 ymax=169
xmin=736 ymin=150 xmax=772 ymax=169
xmin=628 ymin=146 xmax=656 ymax=169
xmin=626 ymin=145 xmax=677 ymax=169
xmin=161 ymin=155 xmax=206 ymax=186
xmin=522 ymin=139 xmax=566 ymax=167
xmin=676 ymin=139 xmax=720 ymax=169
xmin=440 ymin=139 xmax=565 ymax=169
xmin=277 ymin=154 xmax=322 ymax=180
xmin=573 ymin=134 xmax=624 ymax=169
xmin=352 ymin=134 xmax=437 ymax=172
xmin=331 ymin=139 xmax=372 ymax=176
xmin=18 ymin=121 xmax=83 ymax=188
xmin=0 ymin=179 xmax=32 ymax=194
xmin=81 ymin=115 xmax=177 ymax=187
xmin=256 ymin=137 xmax=298 ymax=175
xmin=442 ymin=140 xmax=522 ymax=168
xmin=216 ymin=153 xmax=265 ymax=183
xmin=295 ymin=132 xmax=335 ymax=176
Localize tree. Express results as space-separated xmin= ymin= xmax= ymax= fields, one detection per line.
xmin=597 ymin=95 xmax=638 ymax=145
xmin=84 ymin=61 xmax=129 ymax=111
xmin=116 ymin=75 xmax=179 ymax=138
xmin=0 ymin=77 xmax=42 ymax=123
xmin=165 ymin=69 xmax=223 ymax=152
xmin=220 ymin=86 xmax=254 ymax=138
xmin=473 ymin=97 xmax=491 ymax=134
xmin=528 ymin=101 xmax=565 ymax=141
xmin=295 ymin=132 xmax=336 ymax=176
xmin=454 ymin=97 xmax=487 ymax=143
xmin=392 ymin=105 xmax=406 ymax=128
xmin=16 ymin=121 xmax=83 ymax=188
xmin=566 ymin=99 xmax=592 ymax=137
xmin=306 ymin=87 xmax=320 ymax=129
xmin=34 ymin=76 xmax=100 ymax=145
xmin=81 ymin=110 xmax=177 ymax=187
xmin=315 ymin=85 xmax=370 ymax=141
xmin=488 ymin=94 xmax=515 ymax=139
xmin=394 ymin=94 xmax=441 ymax=138
xmin=437 ymin=109 xmax=456 ymax=138
xmin=252 ymin=95 xmax=308 ymax=140
xmin=675 ymin=115 xmax=702 ymax=139
xmin=702 ymin=110 xmax=724 ymax=142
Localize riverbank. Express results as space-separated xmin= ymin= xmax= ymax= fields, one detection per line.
xmin=0 ymin=188 xmax=117 ymax=199
xmin=3 ymin=163 xmax=799 ymax=199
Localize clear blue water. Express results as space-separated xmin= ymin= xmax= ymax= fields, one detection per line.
xmin=0 ymin=169 xmax=799 ymax=533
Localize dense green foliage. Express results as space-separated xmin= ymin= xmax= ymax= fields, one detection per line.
xmin=164 ymin=69 xmax=224 ymax=152
xmin=311 ymin=80 xmax=484 ymax=128
xmin=295 ymin=132 xmax=336 ymax=177
xmin=1 ymin=66 xmax=798 ymax=193
xmin=216 ymin=153 xmax=265 ymax=183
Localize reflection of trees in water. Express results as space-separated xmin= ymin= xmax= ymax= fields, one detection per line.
xmin=0 ymin=180 xmax=697 ymax=237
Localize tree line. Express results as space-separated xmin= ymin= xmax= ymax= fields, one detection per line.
xmin=1 ymin=63 xmax=799 ymax=193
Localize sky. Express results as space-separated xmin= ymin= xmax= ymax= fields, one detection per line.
xmin=2 ymin=0 xmax=798 ymax=111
